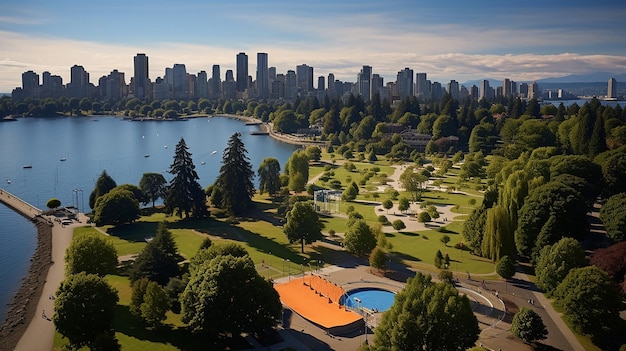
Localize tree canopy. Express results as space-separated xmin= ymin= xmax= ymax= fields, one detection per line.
xmin=371 ymin=273 xmax=479 ymax=351
xmin=511 ymin=307 xmax=548 ymax=344
xmin=164 ymin=138 xmax=207 ymax=218
xmin=535 ymin=237 xmax=586 ymax=295
xmin=65 ymin=233 xmax=118 ymax=277
xmin=89 ymin=170 xmax=117 ymax=209
xmin=344 ymin=220 xmax=377 ymax=256
xmin=129 ymin=222 xmax=180 ymax=285
xmin=180 ymin=253 xmax=281 ymax=336
xmin=92 ymin=188 xmax=140 ymax=226
xmin=283 ymin=201 xmax=323 ymax=253
xmin=139 ymin=172 xmax=167 ymax=207
xmin=599 ymin=192 xmax=626 ymax=242
xmin=212 ymin=133 xmax=255 ymax=215
xmin=53 ymin=272 xmax=119 ymax=350
xmin=257 ymin=157 xmax=281 ymax=196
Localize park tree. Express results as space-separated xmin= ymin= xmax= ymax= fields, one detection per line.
xmin=116 ymin=184 xmax=147 ymax=205
xmin=398 ymin=196 xmax=410 ymax=213
xmin=482 ymin=205 xmax=515 ymax=262
xmin=496 ymin=255 xmax=516 ymax=279
xmin=511 ymin=307 xmax=548 ymax=344
xmin=257 ymin=157 xmax=282 ymax=196
xmin=599 ymin=192 xmax=626 ymax=242
xmin=212 ymin=133 xmax=255 ymax=215
xmin=553 ymin=266 xmax=622 ymax=339
xmin=417 ymin=211 xmax=431 ymax=223
xmin=65 ymin=233 xmax=118 ymax=277
xmin=89 ymin=170 xmax=117 ymax=209
xmin=92 ymin=188 xmax=140 ymax=226
xmin=130 ymin=278 xmax=150 ymax=317
xmin=590 ymin=241 xmax=626 ymax=293
xmin=342 ymin=184 xmax=358 ymax=201
xmin=399 ymin=166 xmax=428 ymax=202
xmin=370 ymin=247 xmax=387 ymax=271
xmin=371 ymin=273 xmax=479 ymax=351
xmin=596 ymin=148 xmax=626 ymax=196
xmin=46 ymin=198 xmax=61 ymax=209
xmin=140 ymin=281 xmax=171 ymax=328
xmin=392 ymin=219 xmax=406 ymax=230
xmin=164 ymin=138 xmax=206 ymax=218
xmin=344 ymin=220 xmax=377 ymax=256
xmin=283 ymin=201 xmax=323 ymax=253
xmin=53 ymin=272 xmax=119 ymax=350
xmin=382 ymin=199 xmax=393 ymax=213
xmin=462 ymin=206 xmax=488 ymax=255
xmin=129 ymin=222 xmax=180 ymax=285
xmin=139 ymin=172 xmax=167 ymax=207
xmin=180 ymin=254 xmax=282 ymax=336
xmin=535 ymin=237 xmax=586 ymax=295
xmin=286 ymin=150 xmax=309 ymax=192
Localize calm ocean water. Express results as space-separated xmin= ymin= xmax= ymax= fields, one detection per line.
xmin=0 ymin=115 xmax=298 ymax=323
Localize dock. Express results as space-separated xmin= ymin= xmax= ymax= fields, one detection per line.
xmin=0 ymin=188 xmax=42 ymax=220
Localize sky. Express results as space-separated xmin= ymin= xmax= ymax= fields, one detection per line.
xmin=1 ymin=0 xmax=625 ymax=92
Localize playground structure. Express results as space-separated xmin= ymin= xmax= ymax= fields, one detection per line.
xmin=313 ymin=189 xmax=341 ymax=215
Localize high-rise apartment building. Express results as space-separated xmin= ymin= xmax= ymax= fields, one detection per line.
xmin=357 ymin=65 xmax=372 ymax=101
xmin=256 ymin=53 xmax=269 ymax=99
xmin=21 ymin=70 xmax=39 ymax=98
xmin=317 ymin=76 xmax=325 ymax=92
xmin=172 ymin=64 xmax=187 ymax=99
xmin=211 ymin=65 xmax=221 ymax=99
xmin=371 ymin=74 xmax=384 ymax=100
xmin=68 ymin=65 xmax=90 ymax=98
xmin=236 ymin=52 xmax=248 ymax=92
xmin=296 ymin=64 xmax=313 ymax=94
xmin=447 ymin=80 xmax=459 ymax=100
xmin=104 ymin=69 xmax=126 ymax=101
xmin=327 ymin=73 xmax=336 ymax=97
xmin=608 ymin=78 xmax=617 ymax=99
xmin=416 ymin=73 xmax=429 ymax=99
xmin=133 ymin=53 xmax=149 ymax=99
xmin=286 ymin=70 xmax=297 ymax=100
xmin=42 ymin=71 xmax=63 ymax=98
xmin=269 ymin=67 xmax=277 ymax=81
xmin=528 ymin=81 xmax=539 ymax=99
xmin=396 ymin=68 xmax=414 ymax=98
xmin=479 ymin=80 xmax=490 ymax=100
xmin=196 ymin=71 xmax=208 ymax=99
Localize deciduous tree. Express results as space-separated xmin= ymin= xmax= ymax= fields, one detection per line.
xmin=65 ymin=233 xmax=118 ymax=277
xmin=511 ymin=307 xmax=548 ymax=344
xmin=257 ymin=157 xmax=281 ymax=196
xmin=344 ymin=220 xmax=377 ymax=256
xmin=53 ymin=272 xmax=119 ymax=350
xmin=399 ymin=166 xmax=428 ymax=202
xmin=89 ymin=170 xmax=117 ymax=209
xmin=141 ymin=281 xmax=171 ymax=328
xmin=92 ymin=188 xmax=140 ymax=226
xmin=496 ymin=255 xmax=516 ymax=280
xmin=139 ymin=172 xmax=167 ymax=207
xmin=371 ymin=273 xmax=479 ymax=351
xmin=535 ymin=237 xmax=586 ymax=295
xmin=283 ymin=201 xmax=323 ymax=253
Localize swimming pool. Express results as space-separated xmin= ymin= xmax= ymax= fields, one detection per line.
xmin=341 ymin=288 xmax=396 ymax=312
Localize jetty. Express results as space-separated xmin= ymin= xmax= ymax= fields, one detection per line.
xmin=0 ymin=188 xmax=42 ymax=220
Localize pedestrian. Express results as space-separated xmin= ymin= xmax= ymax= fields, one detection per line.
xmin=42 ymin=309 xmax=46 ymax=319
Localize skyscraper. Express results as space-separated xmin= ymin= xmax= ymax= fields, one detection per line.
xmin=256 ymin=53 xmax=269 ymax=99
xmin=479 ymin=80 xmax=490 ymax=100
xmin=317 ymin=76 xmax=325 ymax=92
xmin=196 ymin=71 xmax=208 ymax=99
xmin=69 ymin=65 xmax=90 ymax=98
xmin=396 ymin=68 xmax=414 ymax=98
xmin=416 ymin=73 xmax=429 ymax=99
xmin=285 ymin=70 xmax=297 ymax=100
xmin=133 ymin=53 xmax=149 ymax=99
xmin=236 ymin=52 xmax=248 ymax=92
xmin=608 ymin=78 xmax=617 ymax=99
xmin=447 ymin=80 xmax=459 ymax=100
xmin=172 ymin=64 xmax=187 ymax=99
xmin=296 ymin=64 xmax=313 ymax=94
xmin=21 ymin=70 xmax=39 ymax=98
xmin=211 ymin=65 xmax=221 ymax=99
xmin=327 ymin=73 xmax=336 ymax=97
xmin=357 ymin=65 xmax=372 ymax=101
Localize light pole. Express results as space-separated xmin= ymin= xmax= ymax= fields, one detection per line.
xmin=287 ymin=259 xmax=290 ymax=281
xmin=78 ymin=189 xmax=83 ymax=214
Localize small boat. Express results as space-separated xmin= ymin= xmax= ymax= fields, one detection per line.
xmin=6 ymin=179 xmax=11 ymax=184
xmin=164 ymin=145 xmax=168 ymax=149
xmin=211 ymin=150 xmax=217 ymax=155
xmin=60 ymin=157 xmax=67 ymax=161
xmin=23 ymin=164 xmax=32 ymax=169
xmin=201 ymin=161 xmax=206 ymax=165
xmin=144 ymin=154 xmax=150 ymax=158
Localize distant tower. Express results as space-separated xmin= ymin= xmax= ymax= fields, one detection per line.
xmin=502 ymin=78 xmax=511 ymax=98
xmin=285 ymin=70 xmax=297 ymax=100
xmin=357 ymin=65 xmax=372 ymax=101
xmin=211 ymin=65 xmax=221 ymax=98
xmin=317 ymin=76 xmax=325 ymax=92
xmin=69 ymin=65 xmax=90 ymax=98
xmin=608 ymin=78 xmax=617 ymax=99
xmin=21 ymin=70 xmax=39 ymax=98
xmin=296 ymin=64 xmax=313 ymax=94
xmin=479 ymin=80 xmax=490 ymax=100
xmin=256 ymin=53 xmax=269 ymax=99
xmin=327 ymin=73 xmax=336 ymax=97
xmin=416 ymin=73 xmax=428 ymax=99
xmin=236 ymin=52 xmax=248 ymax=92
xmin=447 ymin=80 xmax=459 ymax=100
xmin=172 ymin=64 xmax=187 ymax=99
xmin=396 ymin=68 xmax=414 ymax=98
xmin=133 ymin=53 xmax=149 ymax=99
xmin=529 ymin=81 xmax=539 ymax=99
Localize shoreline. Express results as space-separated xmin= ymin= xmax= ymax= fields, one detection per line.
xmin=212 ymin=114 xmax=327 ymax=147
xmin=0 ymin=216 xmax=52 ymax=351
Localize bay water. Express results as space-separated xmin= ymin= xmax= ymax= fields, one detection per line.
xmin=0 ymin=115 xmax=298 ymax=323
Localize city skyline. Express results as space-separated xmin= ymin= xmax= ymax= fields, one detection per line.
xmin=1 ymin=0 xmax=625 ymax=92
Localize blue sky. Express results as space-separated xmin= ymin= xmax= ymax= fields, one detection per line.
xmin=1 ymin=0 xmax=625 ymax=92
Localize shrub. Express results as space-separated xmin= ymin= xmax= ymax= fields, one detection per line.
xmin=392 ymin=219 xmax=406 ymax=230
xmin=440 ymin=234 xmax=451 ymax=245
xmin=417 ymin=211 xmax=431 ymax=223
xmin=378 ymin=215 xmax=390 ymax=224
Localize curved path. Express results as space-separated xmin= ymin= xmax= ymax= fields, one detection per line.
xmin=13 ymin=214 xmax=86 ymax=351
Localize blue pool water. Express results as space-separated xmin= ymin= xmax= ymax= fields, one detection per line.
xmin=341 ymin=288 xmax=395 ymax=312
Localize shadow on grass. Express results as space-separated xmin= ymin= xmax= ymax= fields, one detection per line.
xmin=107 ymin=222 xmax=160 ymax=242
xmin=390 ymin=251 xmax=421 ymax=262
xmin=113 ymin=305 xmax=252 ymax=350
xmin=397 ymin=231 xmax=419 ymax=237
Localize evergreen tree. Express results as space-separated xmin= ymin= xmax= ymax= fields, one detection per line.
xmin=89 ymin=170 xmax=117 ymax=209
xmin=164 ymin=138 xmax=206 ymax=218
xmin=130 ymin=222 xmax=180 ymax=285
xmin=213 ymin=133 xmax=255 ymax=215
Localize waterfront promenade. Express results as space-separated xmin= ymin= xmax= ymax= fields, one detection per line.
xmin=0 ymin=188 xmax=42 ymax=220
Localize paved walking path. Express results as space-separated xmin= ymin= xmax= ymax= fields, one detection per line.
xmin=13 ymin=214 xmax=85 ymax=351
xmin=0 ymin=188 xmax=42 ymax=219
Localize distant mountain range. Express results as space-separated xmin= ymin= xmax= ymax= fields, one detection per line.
xmin=462 ymin=72 xmax=626 ymax=88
